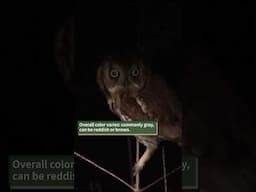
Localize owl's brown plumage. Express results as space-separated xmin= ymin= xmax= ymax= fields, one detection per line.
xmin=96 ymin=55 xmax=182 ymax=175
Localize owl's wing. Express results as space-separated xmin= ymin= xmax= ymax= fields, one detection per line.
xmin=139 ymin=75 xmax=182 ymax=125
xmin=135 ymin=77 xmax=182 ymax=142
xmin=119 ymin=94 xmax=151 ymax=120
xmin=96 ymin=64 xmax=114 ymax=112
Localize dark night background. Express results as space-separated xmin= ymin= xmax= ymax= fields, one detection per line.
xmin=7 ymin=1 xmax=255 ymax=192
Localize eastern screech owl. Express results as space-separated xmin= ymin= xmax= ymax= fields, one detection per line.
xmin=96 ymin=54 xmax=182 ymax=176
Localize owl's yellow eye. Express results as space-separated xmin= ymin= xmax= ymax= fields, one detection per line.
xmin=131 ymin=68 xmax=140 ymax=77
xmin=110 ymin=69 xmax=120 ymax=78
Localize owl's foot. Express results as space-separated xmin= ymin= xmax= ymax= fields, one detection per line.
xmin=107 ymin=99 xmax=114 ymax=112
xmin=132 ymin=161 xmax=144 ymax=176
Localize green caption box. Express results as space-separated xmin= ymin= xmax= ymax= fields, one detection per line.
xmin=9 ymin=155 xmax=198 ymax=190
xmin=182 ymin=155 xmax=199 ymax=190
xmin=8 ymin=155 xmax=74 ymax=190
xmin=78 ymin=120 xmax=158 ymax=136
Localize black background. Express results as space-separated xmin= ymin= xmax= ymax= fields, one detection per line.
xmin=7 ymin=1 xmax=254 ymax=192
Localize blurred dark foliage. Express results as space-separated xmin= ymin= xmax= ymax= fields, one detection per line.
xmin=7 ymin=1 xmax=255 ymax=192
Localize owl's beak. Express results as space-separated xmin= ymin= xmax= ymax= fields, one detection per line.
xmin=124 ymin=80 xmax=129 ymax=89
xmin=109 ymin=85 xmax=125 ymax=94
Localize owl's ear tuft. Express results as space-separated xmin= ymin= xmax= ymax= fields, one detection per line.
xmin=100 ymin=55 xmax=113 ymax=65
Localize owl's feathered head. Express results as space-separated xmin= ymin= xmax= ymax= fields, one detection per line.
xmin=97 ymin=53 xmax=151 ymax=97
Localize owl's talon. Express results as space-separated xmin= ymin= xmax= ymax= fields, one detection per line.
xmin=107 ymin=99 xmax=114 ymax=112
xmin=132 ymin=162 xmax=144 ymax=177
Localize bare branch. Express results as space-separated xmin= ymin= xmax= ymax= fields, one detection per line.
xmin=162 ymin=146 xmax=168 ymax=192
xmin=135 ymin=139 xmax=140 ymax=191
xmin=140 ymin=165 xmax=182 ymax=192
xmin=74 ymin=152 xmax=135 ymax=191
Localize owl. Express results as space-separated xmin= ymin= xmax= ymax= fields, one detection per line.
xmin=96 ymin=54 xmax=183 ymax=176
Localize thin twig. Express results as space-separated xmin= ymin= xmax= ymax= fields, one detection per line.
xmin=135 ymin=139 xmax=140 ymax=192
xmin=74 ymin=152 xmax=135 ymax=191
xmin=140 ymin=166 xmax=182 ymax=192
xmin=162 ymin=146 xmax=168 ymax=192
xmin=127 ymin=137 xmax=134 ymax=185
